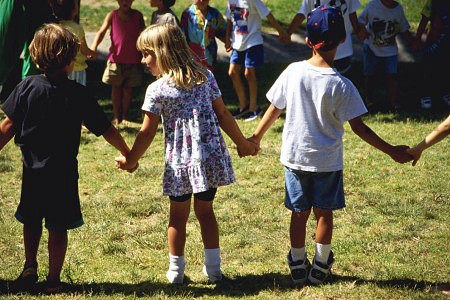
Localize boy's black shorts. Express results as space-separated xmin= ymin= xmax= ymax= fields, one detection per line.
xmin=15 ymin=166 xmax=84 ymax=231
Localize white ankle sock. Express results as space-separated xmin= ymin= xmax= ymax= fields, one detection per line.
xmin=290 ymin=247 xmax=306 ymax=262
xmin=315 ymin=243 xmax=331 ymax=264
xmin=166 ymin=254 xmax=186 ymax=283
xmin=204 ymin=248 xmax=221 ymax=267
xmin=203 ymin=248 xmax=222 ymax=282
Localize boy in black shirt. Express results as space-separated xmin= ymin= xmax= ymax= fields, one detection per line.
xmin=0 ymin=23 xmax=132 ymax=293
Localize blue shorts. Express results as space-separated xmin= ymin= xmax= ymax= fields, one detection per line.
xmin=230 ymin=44 xmax=264 ymax=68
xmin=363 ymin=43 xmax=398 ymax=76
xmin=284 ymin=167 xmax=345 ymax=212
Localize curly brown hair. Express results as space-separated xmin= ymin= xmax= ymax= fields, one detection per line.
xmin=29 ymin=23 xmax=79 ymax=73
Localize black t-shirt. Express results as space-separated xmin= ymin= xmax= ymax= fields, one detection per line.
xmin=2 ymin=75 xmax=111 ymax=172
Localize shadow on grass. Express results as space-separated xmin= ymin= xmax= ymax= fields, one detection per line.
xmin=0 ymin=273 xmax=445 ymax=297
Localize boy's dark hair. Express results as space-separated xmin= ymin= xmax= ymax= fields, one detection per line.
xmin=306 ymin=5 xmax=345 ymax=51
xmin=51 ymin=0 xmax=77 ymax=21
xmin=163 ymin=0 xmax=175 ymax=8
xmin=29 ymin=23 xmax=79 ymax=73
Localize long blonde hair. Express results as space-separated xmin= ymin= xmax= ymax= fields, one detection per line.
xmin=137 ymin=23 xmax=207 ymax=89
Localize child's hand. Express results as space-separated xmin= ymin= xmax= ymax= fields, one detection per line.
xmin=237 ymin=140 xmax=260 ymax=157
xmin=87 ymin=51 xmax=98 ymax=60
xmin=389 ymin=145 xmax=413 ymax=164
xmin=225 ymin=39 xmax=232 ymax=52
xmin=115 ymin=155 xmax=139 ymax=173
xmin=357 ymin=26 xmax=369 ymax=41
xmin=278 ymin=30 xmax=291 ymax=44
xmin=406 ymin=147 xmax=422 ymax=166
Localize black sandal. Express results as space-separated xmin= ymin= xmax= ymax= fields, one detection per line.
xmin=44 ymin=276 xmax=67 ymax=294
xmin=12 ymin=261 xmax=38 ymax=291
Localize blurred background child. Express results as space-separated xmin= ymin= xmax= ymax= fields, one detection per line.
xmin=415 ymin=0 xmax=450 ymax=109
xmin=53 ymin=0 xmax=97 ymax=85
xmin=225 ymin=0 xmax=289 ymax=122
xmin=91 ymin=0 xmax=145 ymax=125
xmin=358 ymin=0 xmax=417 ymax=110
xmin=150 ymin=0 xmax=179 ymax=25
xmin=180 ymin=0 xmax=226 ymax=73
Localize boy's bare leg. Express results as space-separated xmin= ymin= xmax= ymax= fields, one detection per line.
xmin=313 ymin=208 xmax=333 ymax=245
xmin=228 ymin=64 xmax=248 ymax=109
xmin=121 ymin=86 xmax=133 ymax=122
xmin=47 ymin=230 xmax=67 ymax=283
xmin=194 ymin=199 xmax=219 ymax=249
xmin=23 ymin=224 xmax=42 ymax=267
xmin=168 ymin=200 xmax=191 ymax=256
xmin=290 ymin=210 xmax=311 ymax=248
xmin=244 ymin=67 xmax=258 ymax=111
xmin=387 ymin=74 xmax=399 ymax=107
xmin=111 ymin=86 xmax=123 ymax=124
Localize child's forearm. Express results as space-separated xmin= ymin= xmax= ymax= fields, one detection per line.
xmin=266 ymin=13 xmax=284 ymax=35
xmin=349 ymin=117 xmax=411 ymax=163
xmin=352 ymin=123 xmax=394 ymax=154
xmin=225 ymin=20 xmax=232 ymax=45
xmin=91 ymin=32 xmax=105 ymax=51
xmin=217 ymin=109 xmax=248 ymax=147
xmin=416 ymin=115 xmax=450 ymax=151
xmin=287 ymin=13 xmax=305 ymax=35
xmin=0 ymin=117 xmax=15 ymax=150
xmin=416 ymin=15 xmax=429 ymax=39
xmin=349 ymin=12 xmax=360 ymax=34
xmin=126 ymin=129 xmax=154 ymax=166
xmin=102 ymin=125 xmax=130 ymax=155
xmin=251 ymin=104 xmax=282 ymax=144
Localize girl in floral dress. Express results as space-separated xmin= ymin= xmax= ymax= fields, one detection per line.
xmin=116 ymin=24 xmax=258 ymax=284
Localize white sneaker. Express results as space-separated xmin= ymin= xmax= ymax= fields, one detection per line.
xmin=202 ymin=265 xmax=222 ymax=283
xmin=420 ymin=96 xmax=432 ymax=109
xmin=443 ymin=94 xmax=450 ymax=106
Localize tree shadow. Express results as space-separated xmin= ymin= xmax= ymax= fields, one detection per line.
xmin=0 ymin=272 xmax=445 ymax=297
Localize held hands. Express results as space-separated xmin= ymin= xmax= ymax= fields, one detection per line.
xmin=406 ymin=147 xmax=423 ymax=166
xmin=388 ymin=145 xmax=414 ymax=164
xmin=357 ymin=25 xmax=369 ymax=41
xmin=225 ymin=38 xmax=232 ymax=52
xmin=237 ymin=138 xmax=260 ymax=157
xmin=115 ymin=155 xmax=139 ymax=173
xmin=278 ymin=30 xmax=291 ymax=44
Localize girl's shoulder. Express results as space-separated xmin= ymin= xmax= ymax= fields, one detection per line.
xmin=146 ymin=76 xmax=175 ymax=93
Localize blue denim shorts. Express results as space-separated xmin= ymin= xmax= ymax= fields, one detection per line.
xmin=284 ymin=167 xmax=345 ymax=212
xmin=363 ymin=43 xmax=398 ymax=76
xmin=230 ymin=44 xmax=264 ymax=68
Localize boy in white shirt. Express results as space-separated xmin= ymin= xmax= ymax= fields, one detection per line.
xmin=225 ymin=0 xmax=289 ymax=122
xmin=358 ymin=0 xmax=416 ymax=110
xmin=249 ymin=5 xmax=412 ymax=285
xmin=287 ymin=0 xmax=365 ymax=74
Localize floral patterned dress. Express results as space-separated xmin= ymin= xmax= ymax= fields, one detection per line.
xmin=142 ymin=71 xmax=235 ymax=197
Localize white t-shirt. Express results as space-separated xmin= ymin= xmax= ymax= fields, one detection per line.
xmin=298 ymin=0 xmax=361 ymax=60
xmin=266 ymin=61 xmax=367 ymax=172
xmin=225 ymin=0 xmax=270 ymax=51
xmin=358 ymin=0 xmax=410 ymax=57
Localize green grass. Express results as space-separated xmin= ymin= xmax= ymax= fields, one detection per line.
xmin=80 ymin=0 xmax=423 ymax=32
xmin=0 ymin=58 xmax=449 ymax=299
